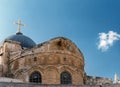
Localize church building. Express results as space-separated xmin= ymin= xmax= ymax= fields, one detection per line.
xmin=0 ymin=21 xmax=86 ymax=85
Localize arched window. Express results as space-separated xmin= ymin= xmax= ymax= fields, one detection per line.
xmin=60 ymin=71 xmax=72 ymax=84
xmin=29 ymin=71 xmax=42 ymax=83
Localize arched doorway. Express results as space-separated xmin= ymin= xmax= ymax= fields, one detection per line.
xmin=29 ymin=71 xmax=42 ymax=83
xmin=60 ymin=71 xmax=72 ymax=84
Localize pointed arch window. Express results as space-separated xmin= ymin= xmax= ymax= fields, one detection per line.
xmin=29 ymin=71 xmax=42 ymax=83
xmin=60 ymin=71 xmax=72 ymax=84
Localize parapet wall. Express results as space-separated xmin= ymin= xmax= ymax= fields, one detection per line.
xmin=0 ymin=82 xmax=119 ymax=87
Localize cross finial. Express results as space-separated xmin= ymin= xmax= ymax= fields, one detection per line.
xmin=15 ymin=20 xmax=25 ymax=33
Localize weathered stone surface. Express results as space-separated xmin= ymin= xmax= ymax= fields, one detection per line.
xmin=0 ymin=37 xmax=113 ymax=85
xmin=0 ymin=38 xmax=85 ymax=85
xmin=0 ymin=82 xmax=118 ymax=87
xmin=86 ymin=76 xmax=112 ymax=85
xmin=0 ymin=77 xmax=23 ymax=82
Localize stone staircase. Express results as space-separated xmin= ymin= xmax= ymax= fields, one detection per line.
xmin=0 ymin=82 xmax=118 ymax=87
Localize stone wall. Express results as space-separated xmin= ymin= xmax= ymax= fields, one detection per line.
xmin=0 ymin=77 xmax=23 ymax=82
xmin=0 ymin=82 xmax=119 ymax=87
xmin=86 ymin=76 xmax=112 ymax=85
xmin=0 ymin=37 xmax=85 ymax=85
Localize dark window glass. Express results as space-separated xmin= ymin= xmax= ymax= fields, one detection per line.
xmin=33 ymin=57 xmax=37 ymax=61
xmin=61 ymin=71 xmax=72 ymax=84
xmin=29 ymin=71 xmax=42 ymax=83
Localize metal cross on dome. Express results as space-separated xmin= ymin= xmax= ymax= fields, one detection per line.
xmin=15 ymin=20 xmax=25 ymax=33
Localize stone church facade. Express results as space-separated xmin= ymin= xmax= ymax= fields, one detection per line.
xmin=0 ymin=21 xmax=113 ymax=86
xmin=0 ymin=31 xmax=85 ymax=85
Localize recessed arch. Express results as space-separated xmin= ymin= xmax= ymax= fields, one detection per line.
xmin=29 ymin=71 xmax=42 ymax=83
xmin=60 ymin=71 xmax=72 ymax=84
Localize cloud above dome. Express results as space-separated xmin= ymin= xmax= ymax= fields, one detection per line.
xmin=97 ymin=31 xmax=120 ymax=52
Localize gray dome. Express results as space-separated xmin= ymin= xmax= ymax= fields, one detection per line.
xmin=5 ymin=32 xmax=36 ymax=48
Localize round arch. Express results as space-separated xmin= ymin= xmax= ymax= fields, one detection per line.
xmin=29 ymin=71 xmax=42 ymax=83
xmin=60 ymin=71 xmax=72 ymax=84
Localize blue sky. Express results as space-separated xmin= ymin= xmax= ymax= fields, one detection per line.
xmin=0 ymin=0 xmax=120 ymax=80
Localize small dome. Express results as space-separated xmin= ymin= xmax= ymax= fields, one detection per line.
xmin=5 ymin=32 xmax=36 ymax=48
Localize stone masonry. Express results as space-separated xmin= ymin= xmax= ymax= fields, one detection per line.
xmin=0 ymin=37 xmax=85 ymax=85
xmin=0 ymin=82 xmax=118 ymax=87
xmin=0 ymin=31 xmax=113 ymax=85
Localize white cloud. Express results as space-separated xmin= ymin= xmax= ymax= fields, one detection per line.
xmin=98 ymin=31 xmax=120 ymax=51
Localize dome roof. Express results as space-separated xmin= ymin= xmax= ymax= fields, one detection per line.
xmin=5 ymin=32 xmax=36 ymax=48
